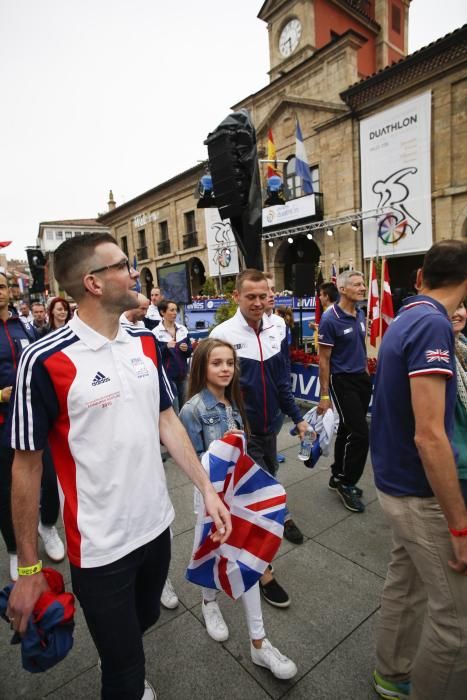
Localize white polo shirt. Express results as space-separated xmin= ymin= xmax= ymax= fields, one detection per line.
xmin=11 ymin=314 xmax=175 ymax=568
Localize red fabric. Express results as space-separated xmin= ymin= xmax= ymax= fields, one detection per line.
xmin=381 ymin=260 xmax=395 ymax=336
xmin=33 ymin=569 xmax=75 ymax=625
xmin=0 ymin=241 xmax=12 ymax=248
xmin=44 ymin=352 xmax=79 ymax=565
xmin=315 ymin=269 xmax=324 ymax=325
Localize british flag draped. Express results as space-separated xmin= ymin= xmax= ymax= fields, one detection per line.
xmin=186 ymin=434 xmax=286 ymax=599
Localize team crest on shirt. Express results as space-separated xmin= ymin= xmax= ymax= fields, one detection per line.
xmin=425 ymin=348 xmax=450 ymax=363
xmin=131 ymin=356 xmax=150 ymax=378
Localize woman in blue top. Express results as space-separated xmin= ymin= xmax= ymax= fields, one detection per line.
xmin=179 ymin=338 xmax=297 ymax=680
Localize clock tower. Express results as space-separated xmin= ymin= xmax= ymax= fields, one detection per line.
xmin=259 ymin=0 xmax=316 ymax=81
xmin=258 ymin=0 xmax=409 ymax=82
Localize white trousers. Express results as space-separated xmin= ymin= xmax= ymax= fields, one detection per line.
xmin=202 ymin=582 xmax=265 ymax=640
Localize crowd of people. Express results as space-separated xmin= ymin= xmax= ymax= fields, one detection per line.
xmin=0 ymin=233 xmax=466 ymax=700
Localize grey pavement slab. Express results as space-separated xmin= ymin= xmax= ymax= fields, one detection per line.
xmin=284 ymin=613 xmax=378 ymax=699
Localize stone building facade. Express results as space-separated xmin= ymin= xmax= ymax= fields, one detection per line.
xmin=98 ymin=0 xmax=466 ymax=299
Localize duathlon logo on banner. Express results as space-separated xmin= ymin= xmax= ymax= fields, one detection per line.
xmin=360 ymin=92 xmax=432 ymax=258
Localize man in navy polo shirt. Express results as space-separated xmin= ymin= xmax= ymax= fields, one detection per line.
xmin=317 ymin=270 xmax=371 ymax=513
xmin=371 ymin=239 xmax=467 ymax=700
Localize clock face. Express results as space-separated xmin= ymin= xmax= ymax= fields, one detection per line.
xmin=279 ymin=18 xmax=302 ymax=57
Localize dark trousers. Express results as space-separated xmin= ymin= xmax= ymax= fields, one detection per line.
xmin=70 ymin=528 xmax=171 ymax=700
xmin=248 ymin=432 xmax=279 ymax=478
xmin=0 ymin=426 xmax=60 ymax=552
xmin=330 ymin=372 xmax=372 ymax=487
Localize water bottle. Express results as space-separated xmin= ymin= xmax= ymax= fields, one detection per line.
xmin=298 ymin=428 xmax=315 ymax=461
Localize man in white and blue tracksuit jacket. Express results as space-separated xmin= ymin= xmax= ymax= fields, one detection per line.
xmin=211 ymin=269 xmax=309 ymax=608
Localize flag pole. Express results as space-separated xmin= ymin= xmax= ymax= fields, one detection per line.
xmin=378 ymin=258 xmax=385 ymax=347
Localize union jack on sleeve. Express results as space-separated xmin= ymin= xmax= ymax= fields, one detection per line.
xmin=186 ymin=433 xmax=286 ymax=599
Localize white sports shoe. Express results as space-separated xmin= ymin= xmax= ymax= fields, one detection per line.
xmin=38 ymin=522 xmax=65 ymax=562
xmin=143 ymin=679 xmax=157 ymax=699
xmin=251 ymin=638 xmax=297 ymax=680
xmin=201 ymin=600 xmax=229 ymax=642
xmin=160 ymin=577 xmax=179 ymax=609
xmin=9 ymin=553 xmax=18 ymax=582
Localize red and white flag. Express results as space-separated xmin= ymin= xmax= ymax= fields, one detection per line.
xmin=381 ymin=259 xmax=394 ymax=336
xmin=368 ymin=260 xmax=380 ymax=347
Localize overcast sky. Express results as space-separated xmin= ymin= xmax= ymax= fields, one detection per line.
xmin=1 ymin=0 xmax=465 ymax=260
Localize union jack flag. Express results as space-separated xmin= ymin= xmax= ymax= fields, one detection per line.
xmin=186 ymin=433 xmax=286 ymax=600
xmin=425 ymin=348 xmax=450 ymax=364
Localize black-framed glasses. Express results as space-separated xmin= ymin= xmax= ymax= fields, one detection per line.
xmin=89 ymin=258 xmax=132 ymax=275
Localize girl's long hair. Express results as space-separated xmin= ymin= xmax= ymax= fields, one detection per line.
xmin=188 ymin=338 xmax=249 ymax=435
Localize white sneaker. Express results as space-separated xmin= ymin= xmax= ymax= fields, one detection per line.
xmin=143 ymin=679 xmax=157 ymax=699
xmin=160 ymin=577 xmax=178 ymax=609
xmin=251 ymin=638 xmax=297 ymax=680
xmin=201 ymin=600 xmax=229 ymax=642
xmin=9 ymin=553 xmax=18 ymax=582
xmin=38 ymin=522 xmax=65 ymax=562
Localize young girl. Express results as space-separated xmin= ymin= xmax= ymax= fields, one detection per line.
xmin=179 ymin=338 xmax=297 ymax=680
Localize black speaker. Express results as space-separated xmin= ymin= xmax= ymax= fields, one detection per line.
xmin=292 ymin=264 xmax=315 ymax=297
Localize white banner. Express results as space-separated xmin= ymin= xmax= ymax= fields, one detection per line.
xmin=204 ymin=209 xmax=239 ymax=277
xmin=360 ymin=92 xmax=432 ymax=258
xmin=262 ymin=193 xmax=316 ymax=229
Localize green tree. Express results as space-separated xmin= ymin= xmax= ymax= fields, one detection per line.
xmin=213 ymin=295 xmax=237 ymax=326
xmin=200 ymin=276 xmax=217 ymax=297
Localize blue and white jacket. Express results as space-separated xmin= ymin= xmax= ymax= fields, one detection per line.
xmin=210 ymin=309 xmax=302 ymax=435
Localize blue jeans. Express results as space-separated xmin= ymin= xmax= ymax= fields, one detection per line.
xmin=70 ymin=528 xmax=171 ymax=699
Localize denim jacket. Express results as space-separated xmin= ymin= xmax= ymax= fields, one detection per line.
xmin=179 ymin=388 xmax=243 ymax=456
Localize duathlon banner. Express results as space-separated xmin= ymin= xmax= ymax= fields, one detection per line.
xmin=204 ymin=208 xmax=239 ymax=277
xmin=360 ymin=92 xmax=432 ymax=258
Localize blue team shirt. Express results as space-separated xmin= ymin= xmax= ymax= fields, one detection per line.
xmin=318 ymin=304 xmax=367 ymax=373
xmin=371 ymin=295 xmax=456 ymax=498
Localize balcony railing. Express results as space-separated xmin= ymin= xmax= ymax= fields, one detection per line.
xmin=137 ymin=246 xmax=148 ymax=260
xmin=183 ymin=231 xmax=198 ymax=249
xmin=158 ymin=239 xmax=171 ymax=256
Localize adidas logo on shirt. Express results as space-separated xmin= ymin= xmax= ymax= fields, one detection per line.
xmin=92 ymin=371 xmax=111 ymax=386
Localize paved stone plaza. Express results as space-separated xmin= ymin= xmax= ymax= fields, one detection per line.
xmin=0 ymin=418 xmax=391 ymax=699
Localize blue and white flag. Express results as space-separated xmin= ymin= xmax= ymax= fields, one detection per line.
xmin=133 ymin=254 xmax=141 ymax=292
xmin=295 ymin=119 xmax=314 ymax=195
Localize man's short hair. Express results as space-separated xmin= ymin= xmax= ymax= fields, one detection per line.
xmin=337 ymin=270 xmax=364 ymax=290
xmin=319 ymin=282 xmax=339 ymax=302
xmin=422 ymin=239 xmax=467 ymax=290
xmin=31 ymin=301 xmax=45 ymax=310
xmin=54 ymin=232 xmax=117 ymax=300
xmin=235 ymin=269 xmax=267 ymax=292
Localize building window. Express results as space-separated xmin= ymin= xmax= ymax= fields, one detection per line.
xmin=65 ymin=231 xmax=73 ymax=239
xmin=285 ymin=157 xmax=320 ymax=198
xmin=137 ymin=229 xmax=148 ymax=260
xmin=391 ymin=4 xmax=401 ymax=33
xmin=158 ymin=221 xmax=170 ymax=255
xmin=74 ymin=231 xmax=82 ymax=236
xmin=183 ymin=211 xmax=198 ymax=249
xmin=46 ymin=230 xmax=53 ymax=240
xmin=121 ymin=235 xmax=129 ymax=257
xmin=56 ymin=231 xmax=63 ymax=240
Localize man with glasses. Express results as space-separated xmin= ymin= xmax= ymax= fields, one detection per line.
xmin=6 ymin=233 xmax=231 ymax=700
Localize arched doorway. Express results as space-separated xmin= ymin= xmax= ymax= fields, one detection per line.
xmin=189 ymin=257 xmax=206 ymax=296
xmin=140 ymin=267 xmax=153 ymax=298
xmin=275 ymin=236 xmax=321 ymax=293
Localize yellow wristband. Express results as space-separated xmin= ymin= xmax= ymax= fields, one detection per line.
xmin=321 ymin=395 xmax=330 ymax=400
xmin=0 ymin=389 xmax=2 ymax=402
xmin=17 ymin=560 xmax=42 ymax=576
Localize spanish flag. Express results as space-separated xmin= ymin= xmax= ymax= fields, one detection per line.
xmin=267 ymin=129 xmax=280 ymax=179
